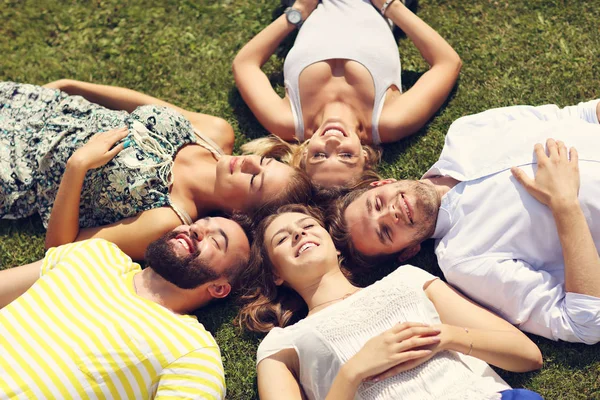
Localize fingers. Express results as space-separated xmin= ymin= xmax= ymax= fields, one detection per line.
xmin=570 ymin=147 xmax=578 ymax=166
xmin=107 ymin=143 xmax=125 ymax=159
xmin=533 ymin=143 xmax=546 ymax=162
xmin=510 ymin=166 xmax=535 ymax=190
xmin=546 ymin=138 xmax=559 ymax=160
xmin=369 ymin=350 xmax=433 ymax=382
xmin=556 ymin=140 xmax=568 ymax=161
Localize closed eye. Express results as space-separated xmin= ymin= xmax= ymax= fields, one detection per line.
xmin=212 ymin=237 xmax=220 ymax=250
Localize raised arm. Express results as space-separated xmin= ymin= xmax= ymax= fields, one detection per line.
xmin=373 ymin=1 xmax=462 ymax=142
xmin=232 ymin=1 xmax=318 ymax=140
xmin=43 ymin=79 xmax=235 ymax=153
xmin=0 ymin=260 xmax=43 ymax=308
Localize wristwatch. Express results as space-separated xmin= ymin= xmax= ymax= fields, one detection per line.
xmin=284 ymin=7 xmax=304 ymax=28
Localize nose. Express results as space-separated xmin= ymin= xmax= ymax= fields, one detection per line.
xmin=324 ymin=136 xmax=342 ymax=150
xmin=292 ymin=227 xmax=307 ymax=243
xmin=189 ymin=223 xmax=206 ymax=242
xmin=241 ymin=156 xmax=262 ymax=175
xmin=378 ymin=204 xmax=399 ymax=225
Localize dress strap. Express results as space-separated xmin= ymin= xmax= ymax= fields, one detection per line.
xmin=170 ymin=202 xmax=193 ymax=225
xmin=192 ymin=128 xmax=225 ymax=160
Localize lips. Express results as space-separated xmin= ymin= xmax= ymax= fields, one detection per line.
xmin=400 ymin=194 xmax=413 ymax=224
xmin=229 ymin=157 xmax=239 ymax=174
xmin=321 ymin=123 xmax=347 ymax=138
xmin=296 ymin=241 xmax=319 ymax=257
xmin=174 ymin=233 xmax=196 ymax=254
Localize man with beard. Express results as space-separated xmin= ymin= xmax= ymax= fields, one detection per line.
xmin=330 ymin=99 xmax=600 ymax=345
xmin=0 ymin=216 xmax=250 ymax=399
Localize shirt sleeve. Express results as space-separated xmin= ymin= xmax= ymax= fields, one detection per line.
xmin=256 ymin=327 xmax=297 ymax=366
xmin=153 ymin=346 xmax=226 ymax=400
xmin=392 ymin=265 xmax=440 ymax=291
xmin=41 ymin=239 xmax=136 ymax=277
xmin=443 ymin=256 xmax=572 ymax=342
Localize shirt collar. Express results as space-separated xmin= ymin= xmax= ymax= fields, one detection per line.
xmin=432 ymin=182 xmax=464 ymax=239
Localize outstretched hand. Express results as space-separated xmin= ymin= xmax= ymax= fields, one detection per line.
xmin=511 ymin=138 xmax=580 ymax=211
xmin=69 ymin=127 xmax=129 ymax=170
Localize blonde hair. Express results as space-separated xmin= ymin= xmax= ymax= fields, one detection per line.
xmin=242 ymin=135 xmax=383 ymax=187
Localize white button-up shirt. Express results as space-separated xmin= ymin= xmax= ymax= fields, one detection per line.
xmin=423 ymin=101 xmax=600 ymax=344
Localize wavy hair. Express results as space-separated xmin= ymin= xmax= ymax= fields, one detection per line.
xmin=236 ymin=204 xmax=327 ymax=333
xmin=242 ymin=135 xmax=382 ymax=189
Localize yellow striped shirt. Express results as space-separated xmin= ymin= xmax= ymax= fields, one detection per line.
xmin=0 ymin=239 xmax=225 ymax=399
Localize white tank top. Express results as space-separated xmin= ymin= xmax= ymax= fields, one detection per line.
xmin=284 ymin=0 xmax=402 ymax=144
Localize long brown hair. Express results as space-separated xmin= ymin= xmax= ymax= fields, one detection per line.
xmin=236 ymin=204 xmax=326 ymax=333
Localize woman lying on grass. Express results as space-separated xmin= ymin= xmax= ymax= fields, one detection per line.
xmin=0 ymin=80 xmax=311 ymax=260
xmin=237 ymin=204 xmax=543 ymax=400
xmin=233 ymin=0 xmax=461 ymax=188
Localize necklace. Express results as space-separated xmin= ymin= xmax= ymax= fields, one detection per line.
xmin=309 ymin=288 xmax=361 ymax=312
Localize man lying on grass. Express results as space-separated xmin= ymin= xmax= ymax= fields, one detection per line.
xmin=331 ymin=99 xmax=600 ymax=345
xmin=0 ymin=216 xmax=250 ymax=399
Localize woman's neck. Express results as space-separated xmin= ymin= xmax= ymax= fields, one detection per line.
xmin=172 ymin=145 xmax=234 ymax=216
xmin=295 ymin=268 xmax=359 ymax=315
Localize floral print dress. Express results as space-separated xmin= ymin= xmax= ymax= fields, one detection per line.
xmin=0 ymin=82 xmax=201 ymax=228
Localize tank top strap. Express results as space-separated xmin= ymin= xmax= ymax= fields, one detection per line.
xmin=192 ymin=128 xmax=225 ymax=160
xmin=169 ymin=201 xmax=193 ymax=225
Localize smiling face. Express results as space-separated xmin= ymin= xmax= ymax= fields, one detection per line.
xmin=215 ymin=155 xmax=296 ymax=211
xmin=264 ymin=212 xmax=338 ymax=287
xmin=344 ymin=180 xmax=440 ymax=257
xmin=305 ymin=118 xmax=366 ymax=188
xmin=145 ymin=217 xmax=250 ymax=289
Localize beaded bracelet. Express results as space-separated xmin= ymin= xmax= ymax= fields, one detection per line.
xmin=381 ymin=0 xmax=397 ymax=16
xmin=464 ymin=327 xmax=473 ymax=356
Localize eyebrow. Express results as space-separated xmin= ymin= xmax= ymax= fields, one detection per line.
xmin=218 ymin=228 xmax=229 ymax=252
xmin=270 ymin=217 xmax=313 ymax=246
xmin=258 ymin=158 xmax=273 ymax=192
xmin=366 ymin=197 xmax=386 ymax=245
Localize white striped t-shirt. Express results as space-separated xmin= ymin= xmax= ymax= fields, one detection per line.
xmin=0 ymin=239 xmax=225 ymax=399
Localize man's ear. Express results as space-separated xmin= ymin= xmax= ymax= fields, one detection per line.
xmin=397 ymin=244 xmax=421 ymax=262
xmin=207 ymin=281 xmax=231 ymax=299
xmin=369 ymin=178 xmax=397 ymax=187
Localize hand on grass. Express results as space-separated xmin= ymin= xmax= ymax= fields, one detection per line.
xmin=68 ymin=127 xmax=129 ymax=171
xmin=511 ymin=138 xmax=580 ymax=212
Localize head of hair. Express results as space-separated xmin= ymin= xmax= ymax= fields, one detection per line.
xmin=246 ymin=165 xmax=313 ymax=215
xmin=236 ymin=204 xmax=327 ymax=333
xmin=242 ymin=135 xmax=383 ymax=190
xmin=327 ymin=186 xmax=400 ymax=271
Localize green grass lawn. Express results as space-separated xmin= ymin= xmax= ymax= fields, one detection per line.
xmin=1 ymin=0 xmax=599 ymax=398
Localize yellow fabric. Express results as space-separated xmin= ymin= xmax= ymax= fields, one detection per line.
xmin=0 ymin=239 xmax=225 ymax=399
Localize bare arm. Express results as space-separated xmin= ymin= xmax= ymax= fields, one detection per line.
xmin=45 ymin=128 xmax=128 ymax=250
xmin=44 ymin=79 xmax=235 ymax=153
xmin=425 ymin=279 xmax=543 ymax=372
xmin=232 ymin=1 xmax=318 ymax=140
xmin=0 ymin=260 xmax=43 ymax=308
xmin=374 ymin=1 xmax=462 ymax=142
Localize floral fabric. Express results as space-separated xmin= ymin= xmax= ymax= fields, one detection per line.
xmin=0 ymin=82 xmax=196 ymax=228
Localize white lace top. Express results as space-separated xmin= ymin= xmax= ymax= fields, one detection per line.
xmin=257 ymin=266 xmax=510 ymax=400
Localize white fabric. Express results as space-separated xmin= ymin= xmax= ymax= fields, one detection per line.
xmin=284 ymin=0 xmax=402 ymax=144
xmin=424 ymin=100 xmax=600 ymax=344
xmin=257 ymin=265 xmax=509 ymax=400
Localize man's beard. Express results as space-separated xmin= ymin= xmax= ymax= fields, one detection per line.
xmin=395 ymin=181 xmax=440 ymax=243
xmin=145 ymin=231 xmax=219 ymax=290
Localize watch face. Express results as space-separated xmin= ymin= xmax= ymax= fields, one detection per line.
xmin=287 ymin=9 xmax=302 ymax=25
